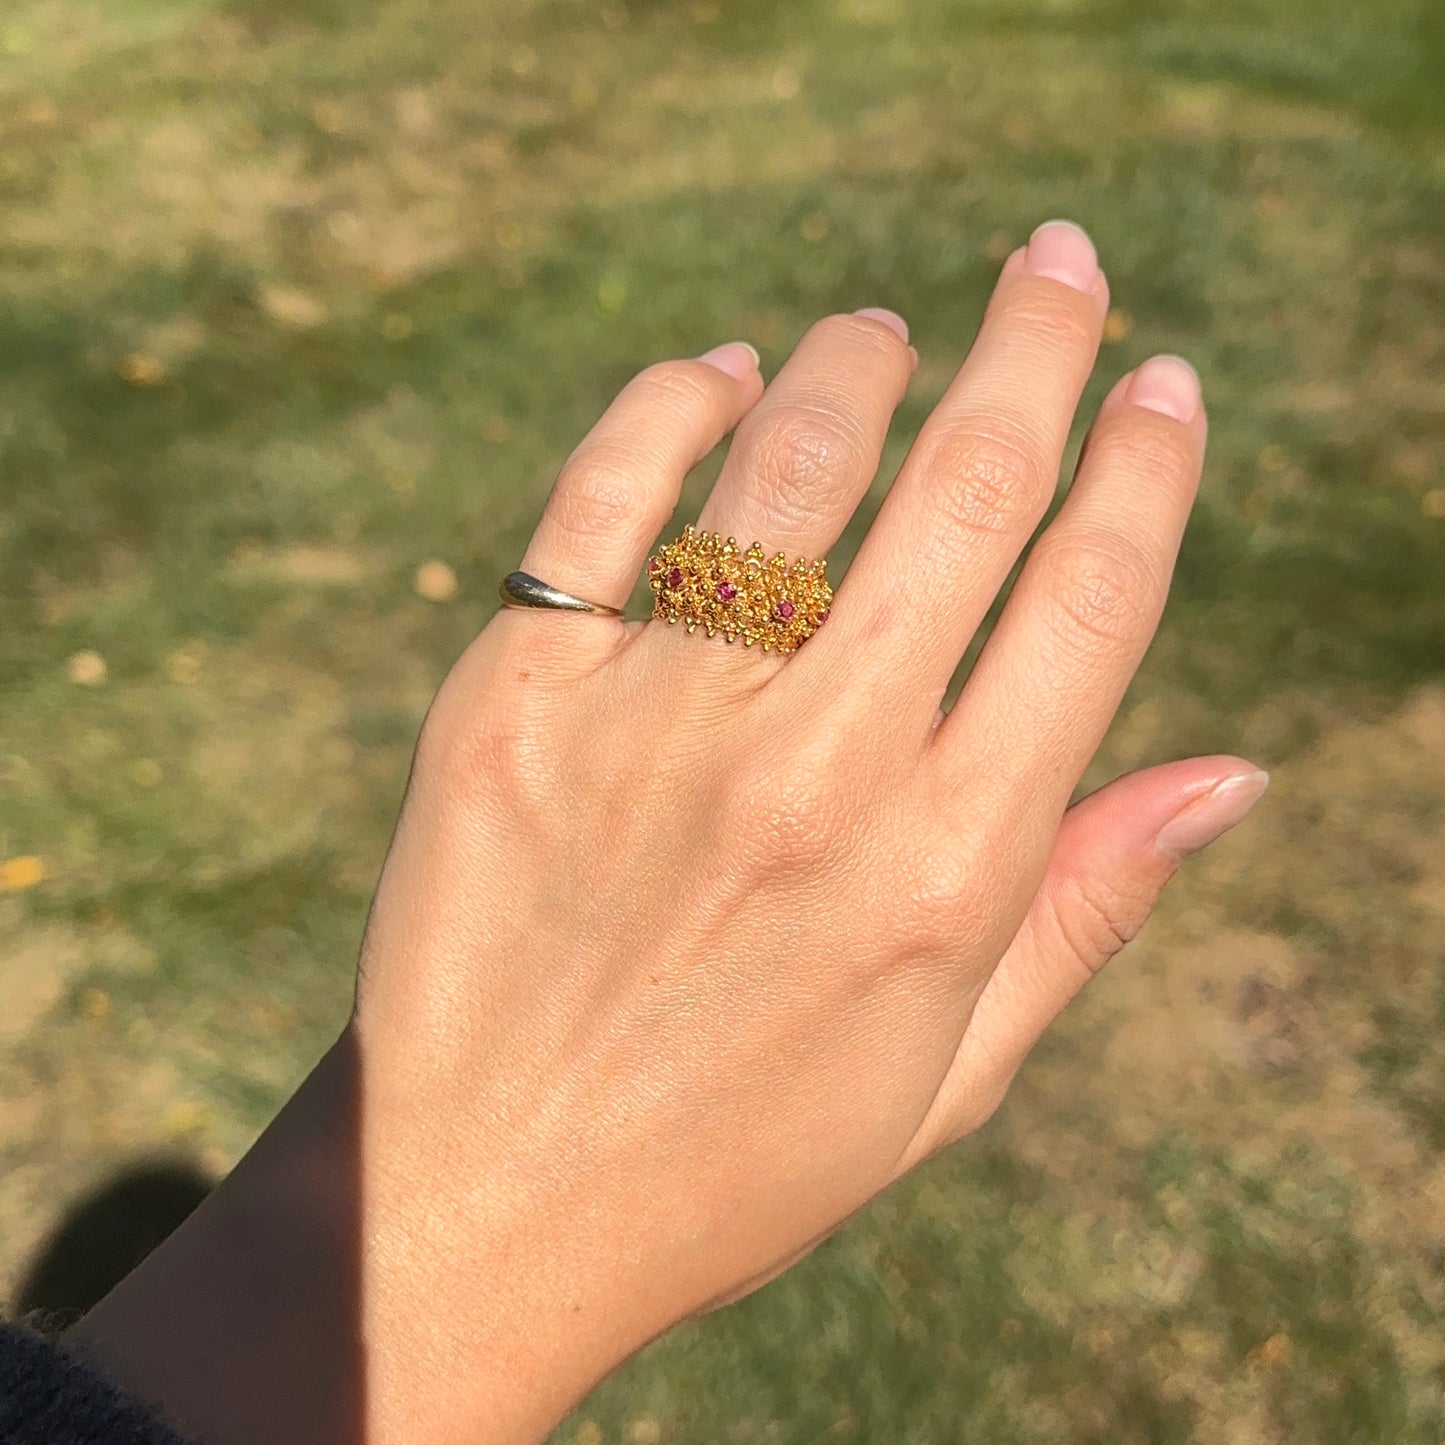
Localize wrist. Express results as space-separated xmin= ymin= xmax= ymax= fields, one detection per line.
xmin=69 ymin=1027 xmax=647 ymax=1445
xmin=349 ymin=1018 xmax=656 ymax=1444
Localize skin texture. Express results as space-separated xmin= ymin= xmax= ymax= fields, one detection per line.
xmin=71 ymin=222 xmax=1266 ymax=1445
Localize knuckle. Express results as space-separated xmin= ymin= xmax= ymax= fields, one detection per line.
xmin=418 ymin=691 xmax=546 ymax=812
xmin=892 ymin=832 xmax=999 ymax=961
xmin=1092 ymin=409 xmax=1199 ymax=483
xmin=1005 ymin=284 xmax=1101 ymax=353
xmin=921 ymin=425 xmax=1051 ymax=545
xmin=725 ymin=755 xmax=847 ymax=875
xmin=550 ymin=449 xmax=639 ymax=542
xmin=902 ymin=851 xmax=974 ymax=948
xmin=1035 ymin=535 xmax=1158 ymax=653
xmin=1052 ymin=871 xmax=1153 ymax=973
xmin=808 ymin=310 xmax=909 ymax=362
xmin=629 ymin=359 xmax=721 ymax=417
xmin=746 ymin=405 xmax=868 ymax=528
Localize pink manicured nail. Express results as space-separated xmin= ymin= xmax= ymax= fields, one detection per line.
xmin=1024 ymin=220 xmax=1099 ymax=293
xmin=1127 ymin=354 xmax=1201 ymax=423
xmin=854 ymin=307 xmax=909 ymax=342
xmin=697 ymin=341 xmax=761 ymax=381
xmin=1155 ymin=770 xmax=1269 ymax=860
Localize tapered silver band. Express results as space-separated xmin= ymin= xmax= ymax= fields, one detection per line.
xmin=498 ymin=571 xmax=624 ymax=618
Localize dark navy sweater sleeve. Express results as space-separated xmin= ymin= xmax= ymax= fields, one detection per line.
xmin=0 ymin=1323 xmax=192 ymax=1445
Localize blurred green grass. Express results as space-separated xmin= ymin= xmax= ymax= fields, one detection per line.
xmin=2 ymin=1 xmax=1443 ymax=1440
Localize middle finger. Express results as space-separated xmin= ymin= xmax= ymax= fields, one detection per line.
xmin=798 ymin=221 xmax=1108 ymax=723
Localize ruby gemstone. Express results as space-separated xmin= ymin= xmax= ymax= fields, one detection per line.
xmin=666 ymin=567 xmax=685 ymax=589
xmin=775 ymin=599 xmax=796 ymax=621
xmin=716 ymin=581 xmax=738 ymax=602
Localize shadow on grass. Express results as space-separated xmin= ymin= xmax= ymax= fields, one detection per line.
xmin=14 ymin=1160 xmax=214 ymax=1326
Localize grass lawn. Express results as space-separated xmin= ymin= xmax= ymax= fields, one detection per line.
xmin=2 ymin=0 xmax=1443 ymax=1439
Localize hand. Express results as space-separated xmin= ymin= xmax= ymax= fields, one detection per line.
xmin=72 ymin=221 xmax=1265 ymax=1445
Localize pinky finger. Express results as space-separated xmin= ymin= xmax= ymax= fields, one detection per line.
xmin=518 ymin=343 xmax=764 ymax=611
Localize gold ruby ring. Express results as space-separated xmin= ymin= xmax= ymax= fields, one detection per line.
xmin=647 ymin=526 xmax=832 ymax=655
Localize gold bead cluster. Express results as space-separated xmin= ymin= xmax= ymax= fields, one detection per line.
xmin=648 ymin=526 xmax=832 ymax=654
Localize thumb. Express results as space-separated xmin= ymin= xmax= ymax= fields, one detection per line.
xmin=1021 ymin=755 xmax=1269 ymax=990
xmin=915 ymin=757 xmax=1269 ymax=1152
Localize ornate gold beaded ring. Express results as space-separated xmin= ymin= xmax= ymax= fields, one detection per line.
xmin=647 ymin=526 xmax=832 ymax=654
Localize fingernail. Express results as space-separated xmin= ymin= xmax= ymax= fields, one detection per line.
xmin=697 ymin=341 xmax=761 ymax=381
xmin=1155 ymin=770 xmax=1269 ymax=860
xmin=1127 ymin=354 xmax=1201 ymax=423
xmin=1024 ymin=219 xmax=1099 ymax=293
xmin=854 ymin=307 xmax=909 ymax=342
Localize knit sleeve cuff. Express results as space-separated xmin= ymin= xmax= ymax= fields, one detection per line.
xmin=0 ymin=1320 xmax=193 ymax=1445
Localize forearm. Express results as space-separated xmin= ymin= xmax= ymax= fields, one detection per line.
xmin=66 ymin=1029 xmax=627 ymax=1445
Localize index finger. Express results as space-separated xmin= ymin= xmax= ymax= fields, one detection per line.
xmin=936 ymin=354 xmax=1208 ymax=820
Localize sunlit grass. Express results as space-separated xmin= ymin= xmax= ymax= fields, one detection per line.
xmin=2 ymin=0 xmax=1442 ymax=1439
